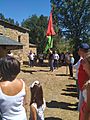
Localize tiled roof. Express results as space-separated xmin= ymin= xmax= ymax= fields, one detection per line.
xmin=0 ymin=35 xmax=23 ymax=46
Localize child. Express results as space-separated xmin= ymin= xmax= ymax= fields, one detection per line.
xmin=30 ymin=81 xmax=46 ymax=120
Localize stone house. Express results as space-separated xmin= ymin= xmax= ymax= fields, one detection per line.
xmin=0 ymin=19 xmax=37 ymax=63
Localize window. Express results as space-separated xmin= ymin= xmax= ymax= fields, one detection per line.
xmin=18 ymin=35 xmax=21 ymax=42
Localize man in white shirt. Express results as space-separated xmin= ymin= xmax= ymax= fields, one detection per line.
xmin=53 ymin=51 xmax=59 ymax=69
xmin=28 ymin=50 xmax=34 ymax=67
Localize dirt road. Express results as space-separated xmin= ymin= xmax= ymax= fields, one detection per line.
xmin=18 ymin=65 xmax=79 ymax=120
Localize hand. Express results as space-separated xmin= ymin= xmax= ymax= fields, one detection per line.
xmin=83 ymin=81 xmax=90 ymax=89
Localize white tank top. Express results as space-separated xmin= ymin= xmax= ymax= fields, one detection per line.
xmin=0 ymin=79 xmax=27 ymax=120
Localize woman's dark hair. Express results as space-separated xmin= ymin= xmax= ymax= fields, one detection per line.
xmin=0 ymin=56 xmax=20 ymax=81
xmin=30 ymin=83 xmax=43 ymax=108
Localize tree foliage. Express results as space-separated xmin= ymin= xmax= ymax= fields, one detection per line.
xmin=50 ymin=0 xmax=90 ymax=49
xmin=21 ymin=15 xmax=48 ymax=53
xmin=0 ymin=13 xmax=19 ymax=26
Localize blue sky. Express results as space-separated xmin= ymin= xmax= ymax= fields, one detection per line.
xmin=0 ymin=0 xmax=51 ymax=24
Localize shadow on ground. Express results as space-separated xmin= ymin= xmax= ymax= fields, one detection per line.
xmin=21 ymin=69 xmax=37 ymax=74
xmin=56 ymin=73 xmax=69 ymax=76
xmin=21 ymin=69 xmax=50 ymax=74
xmin=38 ymin=69 xmax=50 ymax=72
xmin=61 ymin=84 xmax=78 ymax=98
xmin=61 ymin=92 xmax=78 ymax=98
xmin=29 ymin=116 xmax=62 ymax=120
xmin=45 ymin=117 xmax=62 ymax=120
xmin=23 ymin=61 xmax=49 ymax=67
xmin=62 ymin=87 xmax=77 ymax=93
xmin=46 ymin=100 xmax=77 ymax=111
xmin=66 ymin=84 xmax=76 ymax=87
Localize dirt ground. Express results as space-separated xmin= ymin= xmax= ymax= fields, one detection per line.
xmin=17 ymin=63 xmax=79 ymax=120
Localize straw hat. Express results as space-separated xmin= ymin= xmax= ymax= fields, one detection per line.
xmin=70 ymin=54 xmax=73 ymax=57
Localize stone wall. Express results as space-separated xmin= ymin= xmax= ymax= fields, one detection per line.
xmin=0 ymin=24 xmax=30 ymax=63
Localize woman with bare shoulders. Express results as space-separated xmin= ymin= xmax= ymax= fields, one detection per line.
xmin=0 ymin=56 xmax=28 ymax=120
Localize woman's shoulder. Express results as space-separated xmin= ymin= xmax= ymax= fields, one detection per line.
xmin=0 ymin=79 xmax=25 ymax=96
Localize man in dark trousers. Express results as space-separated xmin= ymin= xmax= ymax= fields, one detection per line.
xmin=48 ymin=50 xmax=54 ymax=72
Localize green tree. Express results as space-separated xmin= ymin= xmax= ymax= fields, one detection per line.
xmin=0 ymin=13 xmax=5 ymax=20
xmin=0 ymin=13 xmax=19 ymax=26
xmin=6 ymin=18 xmax=14 ymax=24
xmin=50 ymin=0 xmax=90 ymax=49
xmin=15 ymin=21 xmax=19 ymax=26
xmin=21 ymin=15 xmax=48 ymax=53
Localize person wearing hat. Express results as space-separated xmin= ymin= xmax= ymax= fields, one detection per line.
xmin=77 ymin=43 xmax=90 ymax=111
xmin=68 ymin=53 xmax=75 ymax=78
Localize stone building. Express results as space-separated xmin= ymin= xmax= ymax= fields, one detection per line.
xmin=0 ymin=19 xmax=37 ymax=63
xmin=0 ymin=35 xmax=23 ymax=58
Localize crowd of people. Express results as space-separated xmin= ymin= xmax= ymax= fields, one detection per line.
xmin=28 ymin=49 xmax=75 ymax=74
xmin=0 ymin=42 xmax=90 ymax=120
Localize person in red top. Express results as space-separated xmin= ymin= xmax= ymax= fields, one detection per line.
xmin=78 ymin=59 xmax=89 ymax=91
xmin=79 ymin=51 xmax=90 ymax=120
xmin=77 ymin=43 xmax=90 ymax=111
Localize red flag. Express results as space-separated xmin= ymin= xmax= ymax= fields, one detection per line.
xmin=44 ymin=11 xmax=56 ymax=53
xmin=46 ymin=12 xmax=56 ymax=36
